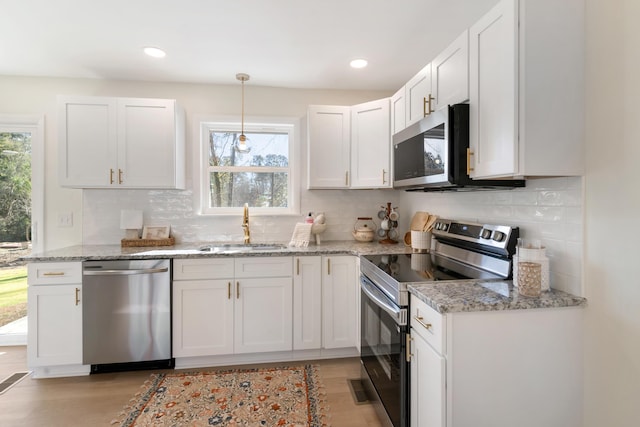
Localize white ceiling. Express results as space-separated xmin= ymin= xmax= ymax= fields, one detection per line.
xmin=1 ymin=0 xmax=500 ymax=91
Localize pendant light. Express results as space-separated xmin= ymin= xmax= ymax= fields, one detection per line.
xmin=235 ymin=73 xmax=251 ymax=153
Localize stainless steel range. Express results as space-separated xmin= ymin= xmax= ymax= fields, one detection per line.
xmin=359 ymin=218 xmax=519 ymax=427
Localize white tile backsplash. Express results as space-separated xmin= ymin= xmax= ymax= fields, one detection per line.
xmin=82 ymin=176 xmax=583 ymax=296
xmin=398 ymin=177 xmax=584 ymax=296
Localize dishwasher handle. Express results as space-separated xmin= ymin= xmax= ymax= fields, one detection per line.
xmin=83 ymin=267 xmax=169 ymax=276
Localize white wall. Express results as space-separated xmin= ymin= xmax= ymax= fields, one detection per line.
xmin=583 ymin=1 xmax=640 ymax=425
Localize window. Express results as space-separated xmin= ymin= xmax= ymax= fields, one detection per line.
xmin=199 ymin=120 xmax=298 ymax=215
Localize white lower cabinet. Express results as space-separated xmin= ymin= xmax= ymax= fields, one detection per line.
xmin=409 ymin=294 xmax=583 ymax=427
xmin=234 ymin=277 xmax=292 ymax=353
xmin=322 ymin=255 xmax=358 ymax=349
xmin=172 ymin=279 xmax=234 ymax=357
xmin=27 ymin=262 xmax=87 ymax=377
xmin=293 ymin=256 xmax=322 ymax=350
xmin=173 ymin=257 xmax=292 ymax=357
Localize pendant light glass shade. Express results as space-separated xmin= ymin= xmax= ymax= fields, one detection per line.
xmin=235 ymin=73 xmax=251 ymax=153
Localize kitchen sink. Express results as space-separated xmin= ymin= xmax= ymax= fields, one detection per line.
xmin=198 ymin=243 xmax=287 ymax=253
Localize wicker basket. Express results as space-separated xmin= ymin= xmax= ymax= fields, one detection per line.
xmin=410 ymin=231 xmax=432 ymax=252
xmin=121 ymin=237 xmax=175 ymax=247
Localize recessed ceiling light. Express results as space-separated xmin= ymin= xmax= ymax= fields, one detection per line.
xmin=143 ymin=47 xmax=166 ymax=58
xmin=350 ymin=59 xmax=368 ymax=69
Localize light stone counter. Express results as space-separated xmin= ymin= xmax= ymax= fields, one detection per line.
xmin=409 ymin=280 xmax=586 ymax=314
xmin=24 ymin=240 xmax=412 ymax=262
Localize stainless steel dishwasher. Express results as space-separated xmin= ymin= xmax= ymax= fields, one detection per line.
xmin=82 ymin=259 xmax=172 ymax=372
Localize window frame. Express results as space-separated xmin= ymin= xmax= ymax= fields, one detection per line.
xmin=196 ymin=116 xmax=300 ymax=216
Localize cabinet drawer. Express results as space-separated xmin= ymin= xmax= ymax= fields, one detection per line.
xmin=235 ymin=257 xmax=292 ymax=278
xmin=28 ymin=262 xmax=82 ymax=285
xmin=173 ymin=258 xmax=234 ymax=280
xmin=410 ymin=294 xmax=445 ymax=354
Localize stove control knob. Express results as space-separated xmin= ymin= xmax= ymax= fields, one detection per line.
xmin=441 ymin=223 xmax=449 ymax=231
xmin=435 ymin=222 xmax=442 ymax=230
xmin=480 ymin=229 xmax=492 ymax=239
xmin=492 ymin=231 xmax=506 ymax=242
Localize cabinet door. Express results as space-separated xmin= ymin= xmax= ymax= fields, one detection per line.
xmin=410 ymin=331 xmax=446 ymax=427
xmin=293 ymin=256 xmax=322 ymax=350
xmin=117 ymin=98 xmax=182 ymax=188
xmin=406 ymin=63 xmax=433 ymax=126
xmin=27 ymin=284 xmax=82 ymax=367
xmin=172 ymin=280 xmax=234 ymax=357
xmin=322 ymin=256 xmax=357 ymax=349
xmin=234 ymin=277 xmax=293 ymax=353
xmin=391 ymin=86 xmax=406 ymax=135
xmin=350 ymin=98 xmax=391 ymax=188
xmin=58 ymin=96 xmax=117 ymax=187
xmin=433 ymin=29 xmax=469 ymax=111
xmin=469 ymin=0 xmax=518 ymax=178
xmin=307 ymin=105 xmax=351 ymax=188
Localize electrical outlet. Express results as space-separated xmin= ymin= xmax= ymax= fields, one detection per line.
xmin=57 ymin=212 xmax=73 ymax=227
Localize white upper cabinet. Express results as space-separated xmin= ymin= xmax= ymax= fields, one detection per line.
xmin=307 ymin=105 xmax=351 ymax=189
xmin=350 ymin=98 xmax=391 ymax=188
xmin=390 ymin=86 xmax=406 ymax=135
xmin=59 ymin=96 xmax=185 ymax=189
xmin=468 ymin=0 xmax=585 ymax=178
xmin=406 ymin=63 xmax=433 ymax=126
xmin=308 ymin=101 xmax=391 ymax=189
xmin=432 ymin=29 xmax=469 ymax=111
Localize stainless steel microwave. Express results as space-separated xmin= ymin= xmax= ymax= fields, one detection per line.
xmin=392 ymin=104 xmax=524 ymax=191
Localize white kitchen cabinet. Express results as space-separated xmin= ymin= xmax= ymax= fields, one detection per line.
xmin=468 ymin=0 xmax=584 ymax=178
xmin=350 ymin=98 xmax=391 ymax=188
xmin=322 ymin=255 xmax=358 ymax=349
xmin=307 ymin=105 xmax=351 ymax=188
xmin=409 ymin=294 xmax=583 ymax=427
xmin=406 ymin=63 xmax=433 ymax=127
xmin=410 ymin=326 xmax=446 ymax=427
xmin=172 ymin=257 xmax=292 ymax=357
xmin=27 ymin=262 xmax=83 ymax=369
xmin=432 ymin=30 xmax=469 ymax=111
xmin=293 ymin=256 xmax=322 ymax=350
xmin=234 ymin=277 xmax=293 ymax=353
xmin=172 ymin=279 xmax=234 ymax=357
xmin=390 ymin=86 xmax=406 ymax=135
xmin=58 ymin=95 xmax=185 ymax=189
xmin=308 ymin=101 xmax=391 ymax=189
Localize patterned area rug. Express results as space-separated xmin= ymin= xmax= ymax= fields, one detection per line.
xmin=113 ymin=365 xmax=329 ymax=426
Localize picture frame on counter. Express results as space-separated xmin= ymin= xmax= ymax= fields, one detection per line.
xmin=142 ymin=225 xmax=171 ymax=239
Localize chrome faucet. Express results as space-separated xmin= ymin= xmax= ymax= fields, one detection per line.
xmin=242 ymin=203 xmax=250 ymax=244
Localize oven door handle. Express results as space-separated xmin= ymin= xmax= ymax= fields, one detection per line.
xmin=361 ymin=276 xmax=407 ymax=326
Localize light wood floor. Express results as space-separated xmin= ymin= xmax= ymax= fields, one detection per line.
xmin=0 ymin=346 xmax=383 ymax=427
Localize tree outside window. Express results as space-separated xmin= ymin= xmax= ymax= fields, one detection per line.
xmin=202 ymin=122 xmax=294 ymax=214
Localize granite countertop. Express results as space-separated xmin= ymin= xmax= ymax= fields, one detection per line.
xmin=24 ymin=240 xmax=412 ymax=262
xmin=408 ymin=280 xmax=587 ymax=314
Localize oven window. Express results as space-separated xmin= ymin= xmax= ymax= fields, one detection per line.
xmin=361 ymin=289 xmax=406 ymax=426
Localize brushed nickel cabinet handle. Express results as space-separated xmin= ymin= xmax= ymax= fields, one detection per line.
xmin=75 ymin=287 xmax=80 ymax=306
xmin=382 ymin=169 xmax=387 ymax=184
xmin=118 ymin=168 xmax=123 ymax=184
xmin=109 ymin=168 xmax=114 ymax=184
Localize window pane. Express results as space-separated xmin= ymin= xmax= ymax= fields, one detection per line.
xmin=209 ymin=131 xmax=289 ymax=167
xmin=209 ymin=172 xmax=289 ymax=208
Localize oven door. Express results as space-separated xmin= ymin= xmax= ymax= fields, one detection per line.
xmin=360 ymin=275 xmax=408 ymax=427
